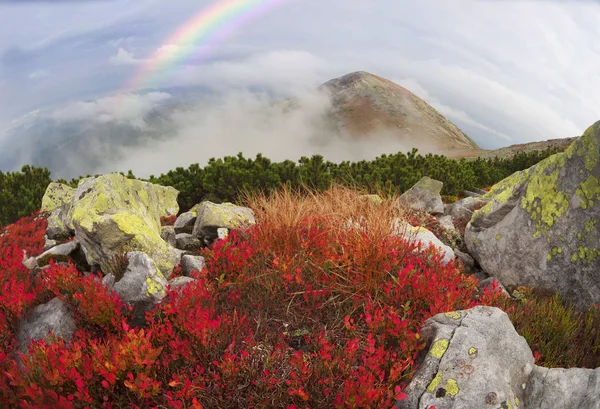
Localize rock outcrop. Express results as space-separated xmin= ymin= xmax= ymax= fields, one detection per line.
xmin=192 ymin=201 xmax=256 ymax=244
xmin=397 ymin=306 xmax=600 ymax=409
xmin=465 ymin=121 xmax=600 ymax=309
xmin=69 ymin=174 xmax=180 ymax=278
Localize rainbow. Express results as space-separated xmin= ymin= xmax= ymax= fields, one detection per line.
xmin=124 ymin=0 xmax=295 ymax=92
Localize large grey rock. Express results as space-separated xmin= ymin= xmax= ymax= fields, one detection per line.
xmin=397 ymin=306 xmax=600 ymax=409
xmin=180 ymin=254 xmax=205 ymax=276
xmin=174 ymin=212 xmax=196 ymax=234
xmin=392 ymin=219 xmax=455 ymax=265
xmin=17 ymin=297 xmax=76 ymax=354
xmin=104 ymin=251 xmax=167 ymax=307
xmin=397 ymin=306 xmax=534 ymax=409
xmin=192 ymin=201 xmax=256 ymax=244
xmin=524 ymin=366 xmax=600 ymax=408
xmin=68 ymin=173 xmax=180 ymax=278
xmin=465 ymin=121 xmax=600 ymax=310
xmin=399 ymin=177 xmax=444 ymax=215
xmin=175 ymin=233 xmax=202 ymax=251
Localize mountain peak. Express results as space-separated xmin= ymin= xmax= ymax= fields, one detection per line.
xmin=319 ymin=71 xmax=479 ymax=152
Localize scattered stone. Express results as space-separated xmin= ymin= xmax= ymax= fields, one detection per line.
xmin=192 ymin=201 xmax=256 ymax=244
xmin=43 ymin=237 xmax=58 ymax=251
xmin=168 ymin=276 xmax=197 ymax=291
xmin=454 ymin=249 xmax=474 ymax=270
xmin=174 ymin=212 xmax=196 ymax=234
xmin=106 ymin=251 xmax=167 ymax=307
xmin=436 ymin=215 xmax=456 ymax=232
xmin=399 ymin=177 xmax=444 ymax=215
xmin=444 ymin=196 xmax=490 ymax=220
xmin=23 ymin=257 xmax=38 ymax=270
xmin=465 ymin=121 xmax=600 ymax=310
xmin=17 ymin=297 xmax=76 ymax=354
xmin=180 ymin=255 xmax=205 ymax=276
xmin=175 ymin=233 xmax=202 ymax=251
xmin=217 ymin=228 xmax=229 ymax=241
xmin=36 ymin=241 xmax=79 ymax=267
xmin=392 ymin=219 xmax=455 ymax=265
xmin=161 ymin=226 xmax=176 ymax=247
xmin=358 ymin=194 xmax=384 ymax=206
xmin=478 ymin=277 xmax=508 ymax=296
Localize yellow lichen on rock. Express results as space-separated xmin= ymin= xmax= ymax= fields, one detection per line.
xmin=444 ymin=378 xmax=459 ymax=396
xmin=445 ymin=311 xmax=462 ymax=319
xmin=430 ymin=338 xmax=450 ymax=359
xmin=426 ymin=371 xmax=443 ymax=393
xmin=41 ymin=182 xmax=76 ymax=213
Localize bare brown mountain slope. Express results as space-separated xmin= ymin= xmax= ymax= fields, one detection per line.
xmin=319 ymin=71 xmax=479 ymax=154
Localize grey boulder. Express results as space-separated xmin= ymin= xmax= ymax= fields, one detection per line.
xmin=399 ymin=176 xmax=444 ymax=215
xmin=465 ymin=121 xmax=600 ymax=310
xmin=174 ymin=212 xmax=196 ymax=234
xmin=175 ymin=233 xmax=202 ymax=251
xmin=180 ymin=254 xmax=205 ymax=276
xmin=17 ymin=297 xmax=76 ymax=354
xmin=398 ymin=306 xmax=600 ymax=409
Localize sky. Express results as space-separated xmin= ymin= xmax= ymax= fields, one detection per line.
xmin=0 ymin=0 xmax=599 ymax=177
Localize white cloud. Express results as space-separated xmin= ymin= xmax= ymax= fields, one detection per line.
xmin=109 ymin=48 xmax=140 ymax=66
xmin=48 ymin=92 xmax=172 ymax=124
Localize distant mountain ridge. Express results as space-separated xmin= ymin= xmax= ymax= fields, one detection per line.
xmin=319 ymin=71 xmax=479 ymax=153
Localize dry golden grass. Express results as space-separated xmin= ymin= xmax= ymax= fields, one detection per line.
xmin=242 ymin=184 xmax=412 ymax=248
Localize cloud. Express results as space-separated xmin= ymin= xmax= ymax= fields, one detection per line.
xmin=109 ymin=48 xmax=140 ymax=65
xmin=48 ymin=92 xmax=172 ymax=124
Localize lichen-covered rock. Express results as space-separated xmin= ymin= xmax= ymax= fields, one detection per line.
xmin=180 ymin=255 xmax=205 ymax=276
xmin=436 ymin=215 xmax=456 ymax=232
xmin=396 ymin=306 xmax=534 ymax=409
xmin=392 ymin=219 xmax=455 ymax=265
xmin=69 ymin=173 xmax=180 ymax=278
xmin=399 ymin=177 xmax=444 ymax=215
xmin=465 ymin=121 xmax=600 ymax=309
xmin=17 ymin=297 xmax=76 ymax=354
xmin=43 ymin=237 xmax=58 ymax=251
xmin=397 ymin=306 xmax=600 ymax=409
xmin=358 ymin=194 xmax=384 ymax=206
xmin=41 ymin=182 xmax=76 ymax=214
xmin=42 ymin=183 xmax=77 ymax=239
xmin=175 ymin=233 xmax=202 ymax=251
xmin=104 ymin=251 xmax=167 ymax=307
xmin=192 ymin=201 xmax=256 ymax=244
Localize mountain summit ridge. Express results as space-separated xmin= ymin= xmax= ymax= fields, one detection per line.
xmin=320 ymin=71 xmax=479 ymax=153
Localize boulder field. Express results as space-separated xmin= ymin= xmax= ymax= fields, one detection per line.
xmin=15 ymin=120 xmax=600 ymax=408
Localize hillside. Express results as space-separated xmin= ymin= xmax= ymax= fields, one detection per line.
xmin=450 ymin=136 xmax=577 ymax=161
xmin=319 ymin=71 xmax=480 ymax=154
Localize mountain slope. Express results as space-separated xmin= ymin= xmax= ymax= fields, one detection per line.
xmin=319 ymin=71 xmax=479 ymax=153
